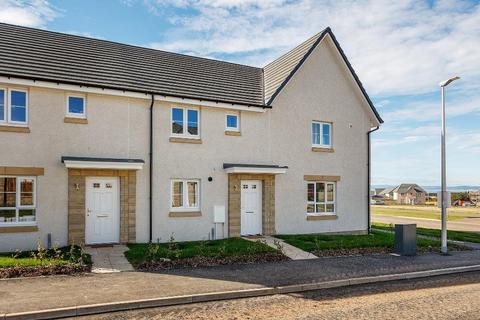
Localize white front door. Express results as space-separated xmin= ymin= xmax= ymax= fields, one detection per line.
xmin=85 ymin=177 xmax=120 ymax=244
xmin=241 ymin=180 xmax=262 ymax=235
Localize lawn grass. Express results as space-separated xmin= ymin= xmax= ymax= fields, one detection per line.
xmin=125 ymin=237 xmax=277 ymax=266
xmin=275 ymin=230 xmax=441 ymax=252
xmin=373 ymin=222 xmax=480 ymax=244
xmin=371 ymin=205 xmax=480 ymax=221
xmin=0 ymin=246 xmax=91 ymax=268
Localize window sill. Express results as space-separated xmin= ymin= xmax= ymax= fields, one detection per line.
xmin=169 ymin=211 xmax=202 ymax=218
xmin=225 ymin=130 xmax=241 ymax=136
xmin=64 ymin=117 xmax=88 ymax=124
xmin=0 ymin=125 xmax=30 ymax=133
xmin=169 ymin=137 xmax=202 ymax=144
xmin=312 ymin=146 xmax=334 ymax=153
xmin=306 ymin=214 xmax=338 ymax=221
xmin=0 ymin=225 xmax=38 ymax=233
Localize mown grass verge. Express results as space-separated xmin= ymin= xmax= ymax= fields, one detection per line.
xmin=276 ymin=230 xmax=465 ymax=257
xmin=373 ymin=222 xmax=480 ymax=243
xmin=126 ymin=237 xmax=287 ymax=270
xmin=0 ymin=245 xmax=91 ymax=278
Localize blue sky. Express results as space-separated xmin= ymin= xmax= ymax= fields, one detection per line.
xmin=1 ymin=0 xmax=479 ymax=186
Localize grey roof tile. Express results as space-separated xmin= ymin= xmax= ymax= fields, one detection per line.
xmin=0 ymin=23 xmax=264 ymax=106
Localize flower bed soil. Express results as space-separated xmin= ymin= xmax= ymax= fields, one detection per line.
xmin=0 ymin=264 xmax=90 ymax=279
xmin=137 ymin=252 xmax=288 ymax=271
xmin=312 ymin=245 xmax=470 ymax=258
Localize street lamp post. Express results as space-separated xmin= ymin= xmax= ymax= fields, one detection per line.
xmin=438 ymin=76 xmax=460 ymax=255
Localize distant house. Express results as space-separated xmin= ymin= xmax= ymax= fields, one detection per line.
xmin=380 ymin=184 xmax=427 ymax=205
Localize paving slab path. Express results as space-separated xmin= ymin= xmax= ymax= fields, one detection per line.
xmin=1 ymin=250 xmax=480 ymax=315
xmin=243 ymin=236 xmax=317 ymax=260
xmin=85 ymin=245 xmax=134 ymax=273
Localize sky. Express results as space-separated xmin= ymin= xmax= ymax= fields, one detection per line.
xmin=0 ymin=0 xmax=479 ymax=187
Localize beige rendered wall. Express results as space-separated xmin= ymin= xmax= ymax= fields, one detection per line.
xmin=0 ymin=86 xmax=150 ymax=251
xmin=269 ymin=36 xmax=377 ymax=235
xmin=150 ymin=101 xmax=271 ymax=242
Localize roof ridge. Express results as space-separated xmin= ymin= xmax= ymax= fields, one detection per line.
xmin=263 ymin=28 xmax=328 ymax=69
xmin=0 ymin=22 xmax=262 ymax=71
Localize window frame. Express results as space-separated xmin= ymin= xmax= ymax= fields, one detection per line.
xmin=225 ymin=113 xmax=240 ymax=132
xmin=170 ymin=106 xmax=200 ymax=138
xmin=311 ymin=121 xmax=332 ymax=148
xmin=0 ymin=176 xmax=37 ymax=226
xmin=306 ymin=181 xmax=336 ymax=215
xmin=66 ymin=94 xmax=87 ymax=118
xmin=0 ymin=87 xmax=6 ymax=124
xmin=7 ymin=89 xmax=29 ymax=125
xmin=170 ymin=179 xmax=200 ymax=212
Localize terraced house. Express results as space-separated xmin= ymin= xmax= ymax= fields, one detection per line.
xmin=0 ymin=23 xmax=382 ymax=251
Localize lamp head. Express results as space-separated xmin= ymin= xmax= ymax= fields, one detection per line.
xmin=439 ymin=76 xmax=460 ymax=87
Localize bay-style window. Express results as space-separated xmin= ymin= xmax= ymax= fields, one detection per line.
xmin=0 ymin=176 xmax=36 ymax=225
xmin=0 ymin=88 xmax=28 ymax=125
xmin=307 ymin=181 xmax=335 ymax=214
xmin=171 ymin=179 xmax=200 ymax=211
xmin=312 ymin=121 xmax=331 ymax=148
xmin=171 ymin=107 xmax=199 ymax=138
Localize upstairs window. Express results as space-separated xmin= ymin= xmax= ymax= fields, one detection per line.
xmin=226 ymin=114 xmax=239 ymax=131
xmin=0 ymin=88 xmax=5 ymax=122
xmin=307 ymin=181 xmax=336 ymax=214
xmin=10 ymin=90 xmax=28 ymax=124
xmin=171 ymin=107 xmax=199 ymax=138
xmin=0 ymin=88 xmax=28 ymax=125
xmin=0 ymin=176 xmax=36 ymax=225
xmin=67 ymin=95 xmax=86 ymax=118
xmin=312 ymin=121 xmax=331 ymax=148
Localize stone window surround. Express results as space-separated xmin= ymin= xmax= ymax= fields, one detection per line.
xmin=227 ymin=173 xmax=275 ymax=237
xmin=68 ymin=168 xmax=136 ymax=245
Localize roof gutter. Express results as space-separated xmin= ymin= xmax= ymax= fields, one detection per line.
xmin=149 ymin=94 xmax=154 ymax=243
xmin=367 ymin=126 xmax=380 ymax=234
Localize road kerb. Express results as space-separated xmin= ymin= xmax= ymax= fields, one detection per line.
xmin=4 ymin=264 xmax=480 ymax=320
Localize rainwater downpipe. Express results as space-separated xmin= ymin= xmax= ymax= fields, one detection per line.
xmin=367 ymin=126 xmax=379 ymax=234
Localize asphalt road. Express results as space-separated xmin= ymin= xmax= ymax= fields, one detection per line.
xmin=373 ymin=214 xmax=480 ymax=232
xmin=76 ymin=271 xmax=480 ymax=320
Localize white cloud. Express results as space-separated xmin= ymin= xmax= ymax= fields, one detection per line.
xmin=0 ymin=0 xmax=58 ymax=28
xmin=143 ymin=0 xmax=480 ymax=97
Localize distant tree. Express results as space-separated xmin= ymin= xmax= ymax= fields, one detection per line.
xmin=452 ymin=192 xmax=470 ymax=202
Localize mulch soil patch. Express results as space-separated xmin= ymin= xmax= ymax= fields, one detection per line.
xmin=0 ymin=264 xmax=90 ymax=279
xmin=137 ymin=252 xmax=288 ymax=271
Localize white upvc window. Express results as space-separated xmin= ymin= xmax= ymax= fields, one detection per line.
xmin=0 ymin=176 xmax=37 ymax=225
xmin=312 ymin=121 xmax=332 ymax=148
xmin=225 ymin=113 xmax=239 ymax=131
xmin=306 ymin=181 xmax=336 ymax=214
xmin=170 ymin=179 xmax=200 ymax=211
xmin=0 ymin=88 xmax=28 ymax=125
xmin=0 ymin=88 xmax=5 ymax=123
xmin=66 ymin=94 xmax=86 ymax=118
xmin=171 ymin=107 xmax=200 ymax=138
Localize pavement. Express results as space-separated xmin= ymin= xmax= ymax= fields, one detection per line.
xmin=75 ymin=271 xmax=480 ymax=320
xmin=85 ymin=245 xmax=134 ymax=273
xmin=372 ymin=214 xmax=480 ymax=232
xmin=1 ymin=250 xmax=480 ymax=318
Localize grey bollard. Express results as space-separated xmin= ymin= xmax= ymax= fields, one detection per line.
xmin=394 ymin=224 xmax=416 ymax=256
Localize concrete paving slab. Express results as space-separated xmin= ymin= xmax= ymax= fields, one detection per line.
xmin=85 ymin=245 xmax=133 ymax=273
xmin=243 ymin=236 xmax=317 ymax=260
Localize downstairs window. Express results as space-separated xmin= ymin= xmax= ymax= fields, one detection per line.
xmin=171 ymin=179 xmax=200 ymax=211
xmin=0 ymin=176 xmax=36 ymax=225
xmin=307 ymin=181 xmax=335 ymax=214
